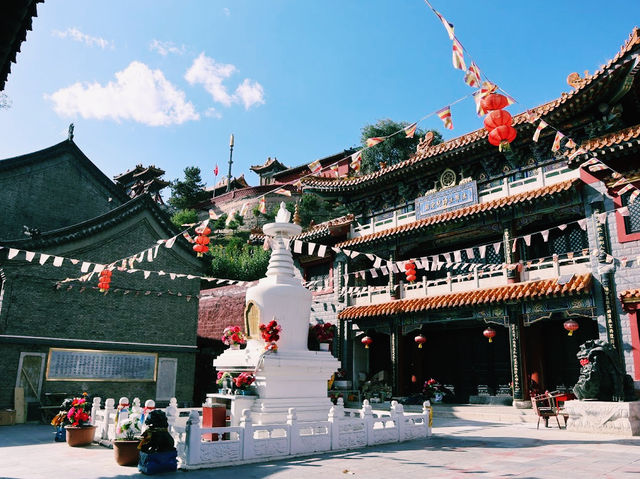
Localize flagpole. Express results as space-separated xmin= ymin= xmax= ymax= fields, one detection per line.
xmin=226 ymin=133 xmax=234 ymax=193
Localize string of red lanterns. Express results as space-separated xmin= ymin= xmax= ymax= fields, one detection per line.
xmin=193 ymin=224 xmax=211 ymax=257
xmin=98 ymin=269 xmax=112 ymax=292
xmin=404 ymin=260 xmax=417 ymax=283
xmin=481 ymin=93 xmax=516 ymax=151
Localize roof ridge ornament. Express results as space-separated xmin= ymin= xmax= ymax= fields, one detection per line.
xmin=566 ymin=71 xmax=590 ymax=90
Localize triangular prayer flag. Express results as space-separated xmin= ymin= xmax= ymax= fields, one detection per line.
xmin=330 ymin=165 xmax=339 ymax=177
xmin=404 ymin=123 xmax=418 ymax=139
xmin=565 ymin=138 xmax=577 ymax=149
xmin=239 ymin=202 xmax=250 ymax=217
xmin=436 ymin=106 xmax=453 ymax=130
xmin=350 ymin=151 xmax=362 ymax=172
xmin=26 ymin=251 xmax=36 ymax=262
xmin=617 ymin=184 xmax=635 ymax=196
xmin=551 ymin=131 xmax=565 ymax=152
xmin=464 ymin=62 xmax=481 ymax=87
xmin=366 ymin=137 xmax=385 ymax=147
xmin=533 ymin=120 xmax=548 ymax=142
xmin=473 ymin=90 xmax=486 ymax=116
xmin=568 ymin=147 xmax=587 ymax=161
xmin=588 ymin=163 xmax=609 ymax=172
xmin=619 ymin=206 xmax=630 ymax=217
xmin=540 ymin=230 xmax=549 ymax=242
xmin=308 ymin=159 xmax=322 ymax=173
xmin=577 ymin=219 xmax=587 ymax=231
xmin=452 ymin=38 xmax=466 ymax=71
xmin=258 ymin=197 xmax=267 ymax=214
xmin=434 ymin=10 xmax=455 ymax=40
xmin=8 ymin=248 xmax=19 ymax=260
xmin=317 ymin=244 xmax=327 ymax=257
xmin=274 ymin=188 xmax=291 ymax=196
xmin=630 ymin=190 xmax=640 ymax=204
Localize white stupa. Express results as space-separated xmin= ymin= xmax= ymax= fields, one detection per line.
xmin=213 ymin=202 xmax=340 ymax=424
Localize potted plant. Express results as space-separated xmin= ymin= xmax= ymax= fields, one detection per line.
xmin=311 ymin=322 xmax=335 ymax=351
xmin=233 ymin=372 xmax=256 ymax=395
xmin=216 ymin=371 xmax=235 ymax=394
xmin=113 ymin=412 xmax=143 ymax=466
xmin=50 ymin=392 xmax=96 ymax=447
xmin=221 ymin=325 xmax=247 ymax=350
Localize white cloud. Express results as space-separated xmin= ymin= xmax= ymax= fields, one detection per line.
xmin=223 ymin=7 xmax=231 ymax=16
xmin=52 ymin=28 xmax=112 ymax=49
xmin=185 ymin=53 xmax=236 ymax=106
xmin=185 ymin=53 xmax=265 ymax=110
xmin=149 ymin=39 xmax=186 ymax=56
xmin=234 ymin=79 xmax=265 ymax=110
xmin=45 ymin=61 xmax=199 ymax=126
xmin=204 ymin=107 xmax=222 ymax=119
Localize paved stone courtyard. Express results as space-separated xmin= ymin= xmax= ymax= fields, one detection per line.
xmin=1 ymin=416 xmax=639 ymax=479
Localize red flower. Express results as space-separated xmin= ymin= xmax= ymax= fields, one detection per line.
xmin=580 ymin=358 xmax=590 ymax=367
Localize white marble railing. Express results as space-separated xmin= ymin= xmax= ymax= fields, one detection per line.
xmin=90 ymin=396 xmax=187 ymax=442
xmin=178 ymin=399 xmax=431 ymax=469
xmin=347 ymin=253 xmax=590 ymax=306
xmin=350 ymin=166 xmax=579 ymax=238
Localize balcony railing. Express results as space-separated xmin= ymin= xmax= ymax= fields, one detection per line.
xmin=345 ymin=253 xmax=591 ymax=307
xmin=350 ymin=166 xmax=579 ymax=239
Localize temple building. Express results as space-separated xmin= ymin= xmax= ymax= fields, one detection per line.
xmin=300 ymin=28 xmax=640 ymax=406
xmin=0 ymin=140 xmax=204 ymax=416
xmin=113 ymin=164 xmax=170 ymax=204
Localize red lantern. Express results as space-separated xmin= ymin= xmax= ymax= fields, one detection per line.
xmin=195 ymin=225 xmax=211 ymax=236
xmin=483 ymin=327 xmax=497 ymax=343
xmin=481 ymin=93 xmax=509 ymax=112
xmin=414 ymin=334 xmax=426 ymax=349
xmin=361 ymin=336 xmax=373 ymax=349
xmin=488 ymin=125 xmax=517 ymax=149
xmin=483 ymin=109 xmax=513 ymax=131
xmin=193 ymin=244 xmax=208 ymax=256
xmin=195 ymin=235 xmax=210 ymax=245
xmin=405 ymin=261 xmax=417 ymax=283
xmin=193 ymin=224 xmax=212 ymax=257
xmin=98 ymin=269 xmax=112 ymax=292
xmin=564 ymin=319 xmax=579 ymax=336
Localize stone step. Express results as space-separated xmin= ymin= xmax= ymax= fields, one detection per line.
xmin=431 ymin=404 xmax=538 ymax=424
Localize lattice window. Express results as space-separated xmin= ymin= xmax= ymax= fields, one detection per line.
xmin=625 ymin=195 xmax=640 ymax=234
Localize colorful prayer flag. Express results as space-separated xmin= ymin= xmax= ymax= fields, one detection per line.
xmin=330 ymin=165 xmax=339 ymax=177
xmin=350 ymin=151 xmax=362 ymax=172
xmin=452 ymin=38 xmax=466 ymax=71
xmin=617 ymin=184 xmax=635 ymax=196
xmin=630 ymin=189 xmax=640 ymax=204
xmin=464 ymin=62 xmax=481 ymax=87
xmin=436 ymin=106 xmax=453 ymax=130
xmin=308 ymin=159 xmax=322 ymax=173
xmin=366 ymin=137 xmax=385 ymax=147
xmin=479 ymin=81 xmax=497 ymax=98
xmin=532 ymin=120 xmax=548 ymax=142
xmin=404 ymin=122 xmax=418 ymax=139
xmin=258 ymin=197 xmax=267 ymax=214
xmin=588 ymin=163 xmax=608 ymax=172
xmin=565 ymin=138 xmax=577 ymax=149
xmin=434 ymin=10 xmax=455 ymax=40
xmin=551 ymin=131 xmax=565 ymax=152
xmin=568 ymin=147 xmax=587 ymax=161
xmin=473 ymin=90 xmax=486 ymax=116
xmin=274 ymin=188 xmax=292 ymax=196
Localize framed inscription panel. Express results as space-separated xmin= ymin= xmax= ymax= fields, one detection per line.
xmin=45 ymin=348 xmax=157 ymax=382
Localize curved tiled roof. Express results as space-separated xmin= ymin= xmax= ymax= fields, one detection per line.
xmin=338 ymin=274 xmax=592 ymax=320
xmin=303 ymin=28 xmax=640 ymax=193
xmin=620 ymin=289 xmax=640 ymax=303
xmin=583 ymin=123 xmax=640 ymax=152
xmin=251 ymin=214 xmax=354 ymax=243
xmin=1 ymin=1 xmax=43 ymax=90
xmin=336 ymin=178 xmax=579 ymax=248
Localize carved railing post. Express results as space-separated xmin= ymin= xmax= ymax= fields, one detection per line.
xmin=328 ymin=406 xmax=341 ymax=450
xmin=240 ymin=409 xmax=254 ymax=460
xmin=90 ymin=397 xmax=101 ymax=426
xmin=102 ymin=398 xmax=115 ymax=440
xmin=361 ymin=399 xmax=374 ymax=445
xmin=166 ymin=397 xmax=178 ymax=429
xmin=422 ymin=401 xmax=432 ymax=437
xmin=287 ymin=408 xmax=298 ymax=454
xmin=184 ymin=409 xmax=201 ymax=466
xmin=390 ymin=400 xmax=404 ymax=441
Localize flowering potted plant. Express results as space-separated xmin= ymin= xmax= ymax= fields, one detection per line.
xmin=234 ymin=372 xmax=256 ymax=395
xmin=222 ymin=325 xmax=247 ymax=350
xmin=216 ymin=371 xmax=234 ymax=393
xmin=259 ymin=319 xmax=281 ymax=351
xmin=422 ymin=378 xmax=454 ymax=403
xmin=311 ymin=322 xmax=335 ymax=351
xmin=50 ymin=392 xmax=96 ymax=447
xmin=113 ymin=412 xmax=143 ymax=466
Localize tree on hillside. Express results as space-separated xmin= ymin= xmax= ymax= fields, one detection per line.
xmin=360 ymin=119 xmax=443 ymax=174
xmin=210 ymin=237 xmax=271 ymax=281
xmin=170 ymin=209 xmax=198 ymax=228
xmin=169 ymin=166 xmax=209 ymax=210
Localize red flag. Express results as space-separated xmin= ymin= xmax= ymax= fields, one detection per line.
xmin=214 ymin=164 xmax=219 ymax=176
xmin=436 ymin=106 xmax=453 ymax=130
xmin=551 ymin=131 xmax=565 ymax=152
xmin=350 ymin=151 xmax=362 ymax=172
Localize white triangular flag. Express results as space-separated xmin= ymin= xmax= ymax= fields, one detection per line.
xmin=511 ymin=237 xmax=519 ymax=252
xmin=558 ymin=224 xmax=567 ymax=231
xmin=308 ymin=243 xmax=316 ymax=256
xmin=465 ymin=248 xmax=475 ymax=259
xmin=293 ymin=240 xmax=303 ymax=254
xmin=147 ymin=248 xmax=154 ymax=262
xmin=317 ymin=245 xmax=327 ymax=257
xmin=493 ymin=242 xmax=501 ymax=254
xmin=39 ymin=254 xmax=51 ymax=265
xmin=373 ymin=257 xmax=382 ymax=268
xmin=144 ymin=271 xmax=151 ymax=279
xmin=8 ymin=248 xmax=19 ymax=259
xmin=370 ymin=269 xmax=378 ymax=278
xmin=478 ymin=245 xmax=487 ymax=258
xmin=577 ymin=219 xmax=587 ymax=231
xmin=53 ymin=256 xmax=64 ymax=267
xmin=93 ymin=264 xmax=105 ymax=273
xmin=523 ymin=235 xmax=531 ymax=247
xmin=381 ymin=266 xmax=389 ymax=276
xmin=619 ymin=206 xmax=630 ymax=217
xmin=153 ymin=245 xmax=160 ymax=258
xmin=453 ymin=250 xmax=462 ymax=262
xmin=165 ymin=236 xmax=177 ymax=249
xmin=170 ymin=273 xmax=176 ymax=280
xmin=25 ymin=251 xmax=36 ymax=262
xmin=540 ymin=230 xmax=549 ymax=242
xmin=81 ymin=262 xmax=90 ymax=272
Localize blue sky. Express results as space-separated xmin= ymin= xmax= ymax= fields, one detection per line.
xmin=1 ymin=1 xmax=638 ymax=193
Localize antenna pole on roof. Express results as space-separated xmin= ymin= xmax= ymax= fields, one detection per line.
xmin=226 ymin=133 xmax=234 ymax=193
